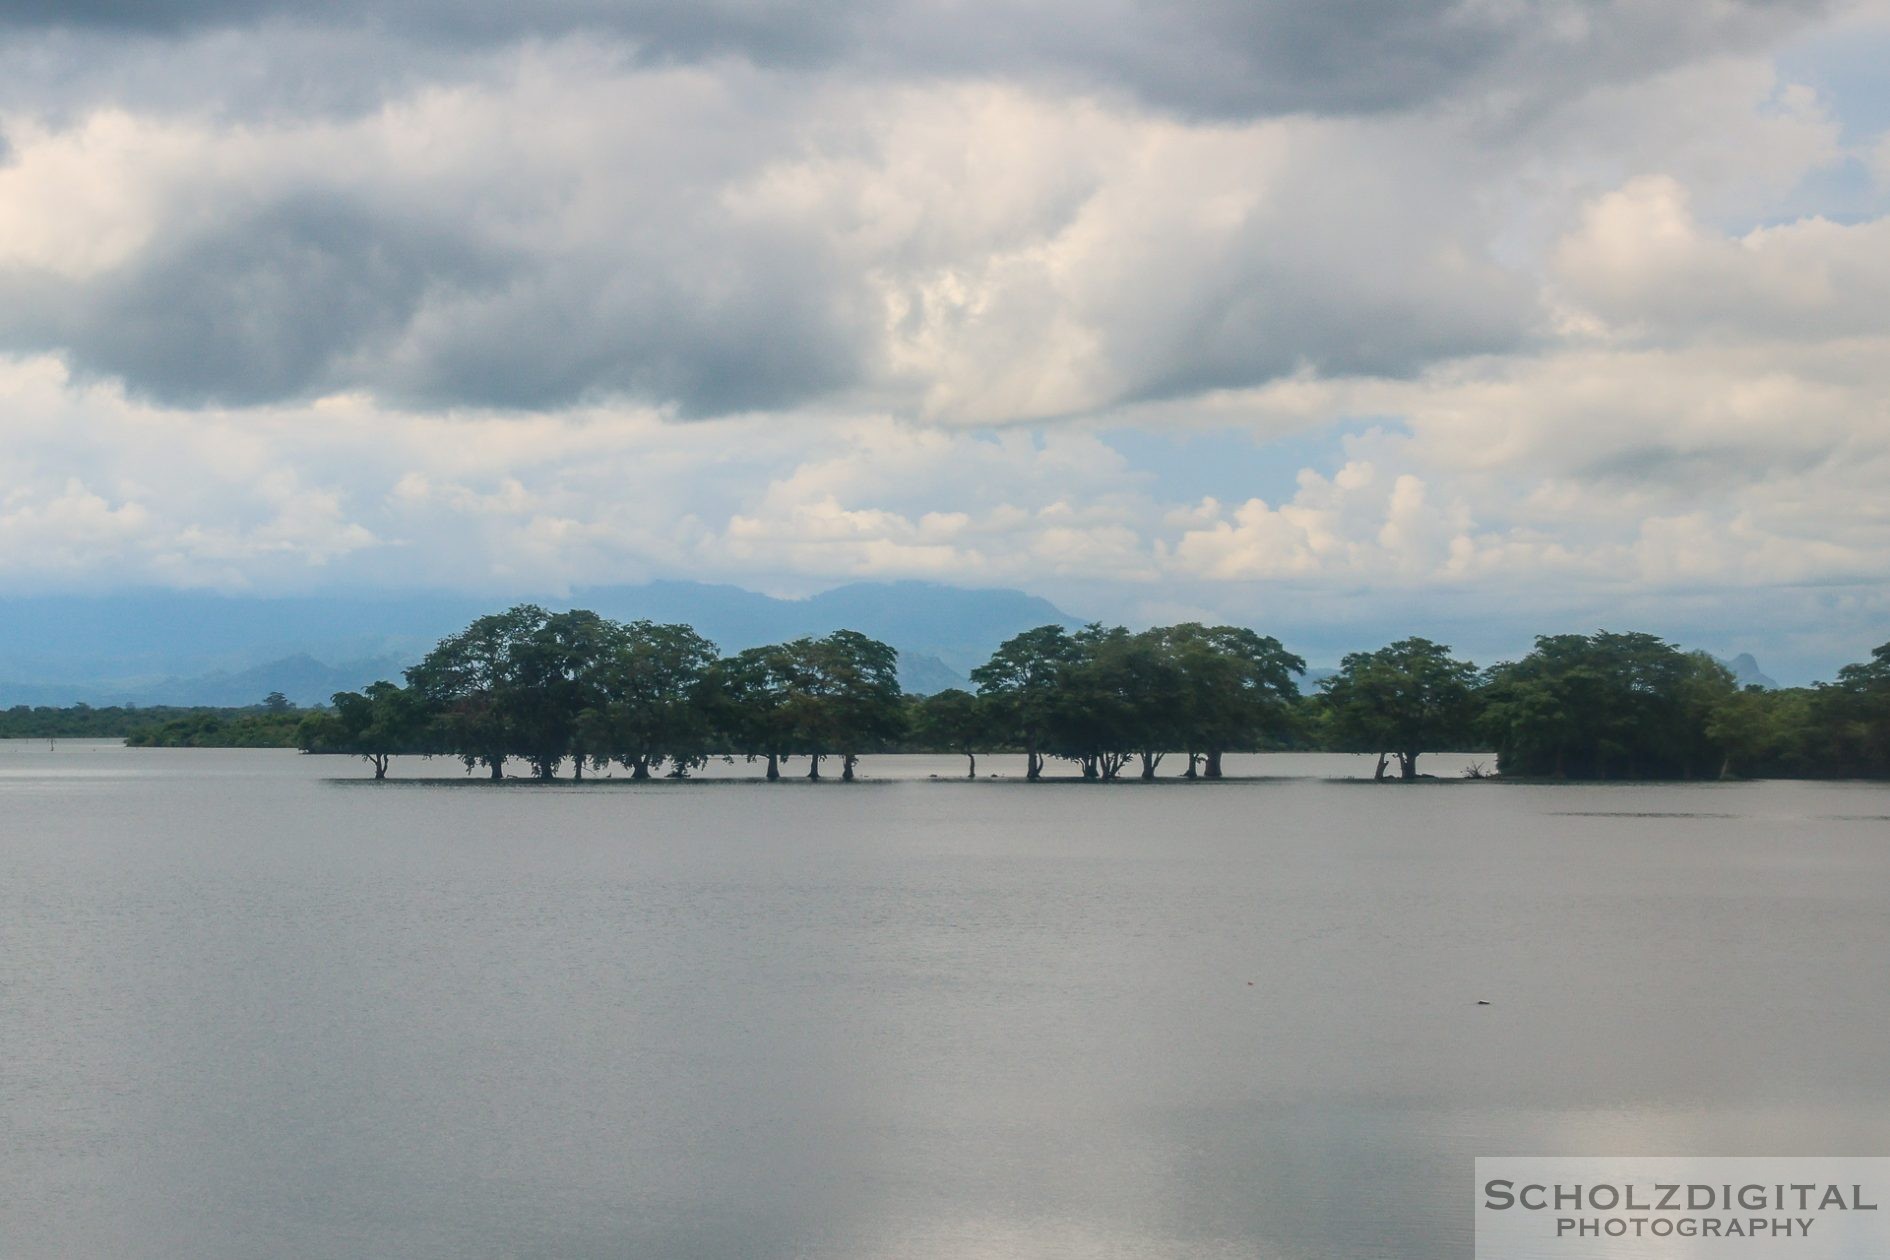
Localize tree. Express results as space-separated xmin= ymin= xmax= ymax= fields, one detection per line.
xmin=263 ymin=691 xmax=293 ymax=713
xmin=971 ymin=625 xmax=1082 ymax=781
xmin=1041 ymin=625 xmax=1151 ymax=781
xmin=1156 ymin=623 xmax=1305 ymax=778
xmin=913 ymin=688 xmax=991 ymax=778
xmin=1807 ymin=642 xmax=1890 ymax=777
xmin=578 ymin=620 xmax=719 ymax=779
xmin=299 ymin=681 xmax=429 ymax=779
xmin=1707 ymin=686 xmax=1814 ymax=779
xmin=1320 ymin=638 xmax=1480 ymax=780
xmin=1481 ymin=632 xmax=1731 ymax=779
xmin=708 ymin=644 xmax=797 ymax=780
xmin=405 ymin=604 xmax=613 ymax=780
xmin=777 ymin=630 xmax=905 ymax=781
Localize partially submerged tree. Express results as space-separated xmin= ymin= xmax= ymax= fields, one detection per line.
xmin=777 ymin=630 xmax=905 ymax=781
xmin=1320 ymin=638 xmax=1480 ymax=780
xmin=971 ymin=624 xmax=1082 ymax=781
xmin=1157 ymin=623 xmax=1305 ymax=778
xmin=913 ymin=688 xmax=990 ymax=778
xmin=708 ymin=644 xmax=797 ymax=780
xmin=299 ymin=681 xmax=429 ymax=780
xmin=1481 ymin=632 xmax=1732 ymax=779
xmin=578 ymin=620 xmax=718 ymax=780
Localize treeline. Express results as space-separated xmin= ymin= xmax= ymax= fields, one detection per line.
xmin=297 ymin=607 xmax=1306 ymax=781
xmin=126 ymin=708 xmax=307 ymax=748
xmin=0 ymin=697 xmax=303 ymax=744
xmin=295 ymin=605 xmax=1890 ymax=782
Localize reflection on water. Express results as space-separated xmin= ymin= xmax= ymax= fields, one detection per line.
xmin=2 ymin=743 xmax=1887 ymax=1259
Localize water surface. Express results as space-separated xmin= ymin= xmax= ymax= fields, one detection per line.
xmin=3 ymin=743 xmax=1886 ymax=1258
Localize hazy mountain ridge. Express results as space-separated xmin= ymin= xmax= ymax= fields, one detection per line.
xmin=0 ymin=581 xmax=1066 ymax=706
xmin=0 ymin=582 xmax=1778 ymax=707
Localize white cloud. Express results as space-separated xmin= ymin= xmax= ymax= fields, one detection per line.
xmin=0 ymin=3 xmax=1883 ymax=679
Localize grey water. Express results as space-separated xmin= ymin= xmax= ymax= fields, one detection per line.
xmin=2 ymin=742 xmax=1886 ymax=1259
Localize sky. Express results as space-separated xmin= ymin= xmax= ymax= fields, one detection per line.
xmin=1 ymin=1 xmax=1888 ymax=681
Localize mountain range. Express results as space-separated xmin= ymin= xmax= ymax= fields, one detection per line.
xmin=0 ymin=581 xmax=1080 ymax=707
xmin=0 ymin=581 xmax=1780 ymax=708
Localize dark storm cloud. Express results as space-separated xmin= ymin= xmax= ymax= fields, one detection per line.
xmin=1 ymin=196 xmax=505 ymax=406
xmin=372 ymin=227 xmax=873 ymax=417
xmin=0 ymin=0 xmax=1838 ymax=419
xmin=0 ymin=181 xmax=874 ymax=414
xmin=0 ymin=0 xmax=1835 ymax=120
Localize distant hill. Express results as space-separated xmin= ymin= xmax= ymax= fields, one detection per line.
xmin=897 ymin=653 xmax=969 ymax=696
xmin=0 ymin=581 xmax=1074 ymax=707
xmin=1719 ymin=652 xmax=1777 ymax=690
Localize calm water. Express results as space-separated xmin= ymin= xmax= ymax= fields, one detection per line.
xmin=2 ymin=742 xmax=1886 ymax=1259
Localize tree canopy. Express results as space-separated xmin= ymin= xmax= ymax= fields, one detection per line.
xmin=265 ymin=603 xmax=1890 ymax=785
xmin=1318 ymin=638 xmax=1480 ymax=780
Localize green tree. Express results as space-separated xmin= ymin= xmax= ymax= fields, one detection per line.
xmin=299 ymin=681 xmax=430 ymax=779
xmin=578 ymin=620 xmax=719 ymax=779
xmin=777 ymin=630 xmax=905 ymax=781
xmin=971 ymin=624 xmax=1082 ymax=781
xmin=708 ymin=644 xmax=797 ymax=780
xmin=913 ymin=688 xmax=991 ymax=778
xmin=1482 ymin=632 xmax=1731 ymax=779
xmin=1808 ymin=642 xmax=1890 ymax=777
xmin=405 ymin=605 xmax=614 ymax=780
xmin=1041 ymin=625 xmax=1157 ymax=781
xmin=1320 ymin=638 xmax=1480 ymax=780
xmin=1156 ymin=623 xmax=1305 ymax=778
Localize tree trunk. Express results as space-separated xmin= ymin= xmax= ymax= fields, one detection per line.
xmin=1026 ymin=750 xmax=1042 ymax=782
xmin=806 ymin=753 xmax=821 ymax=781
xmin=965 ymin=750 xmax=976 ymax=779
xmin=631 ymin=757 xmax=651 ymax=781
xmin=765 ymin=752 xmax=780 ymax=781
xmin=1139 ymin=750 xmax=1162 ymax=779
xmin=1374 ymin=752 xmax=1389 ymax=781
xmin=572 ymin=759 xmax=584 ymax=782
xmin=1184 ymin=751 xmax=1199 ymax=780
xmin=842 ymin=754 xmax=858 ymax=782
xmin=490 ymin=760 xmax=503 ymax=780
xmin=1399 ymin=751 xmax=1417 ymax=781
xmin=372 ymin=753 xmax=389 ymax=780
xmin=1204 ymin=749 xmax=1223 ymax=779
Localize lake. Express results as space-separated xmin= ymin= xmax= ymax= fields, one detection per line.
xmin=2 ymin=742 xmax=1886 ymax=1258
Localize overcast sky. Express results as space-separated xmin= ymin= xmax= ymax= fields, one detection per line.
xmin=1 ymin=0 xmax=1887 ymax=679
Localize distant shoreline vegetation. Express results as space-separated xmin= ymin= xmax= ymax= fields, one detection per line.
xmin=8 ymin=607 xmax=1888 ymax=782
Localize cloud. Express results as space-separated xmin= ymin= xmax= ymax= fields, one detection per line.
xmin=1553 ymin=174 xmax=1890 ymax=343
xmin=0 ymin=61 xmax=1537 ymax=417
xmin=0 ymin=0 xmax=1883 ymax=682
xmin=0 ymin=0 xmax=1839 ymax=122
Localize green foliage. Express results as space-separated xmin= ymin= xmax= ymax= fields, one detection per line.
xmin=1481 ymin=632 xmax=1731 ymax=779
xmin=576 ymin=620 xmax=720 ymax=779
xmin=1319 ymin=637 xmax=1480 ymax=779
xmin=125 ymin=709 xmax=307 ymax=748
xmin=298 ymin=681 xmax=431 ymax=778
xmin=47 ymin=605 xmax=1890 ymax=785
xmin=707 ymin=643 xmax=798 ymax=779
xmin=1809 ymin=643 xmax=1890 ymax=777
xmin=969 ymin=624 xmax=1083 ymax=781
xmin=775 ymin=630 xmax=908 ymax=780
xmin=1153 ymin=623 xmax=1305 ymax=777
xmin=0 ymin=704 xmax=181 ymax=739
xmin=911 ymin=688 xmax=992 ymax=777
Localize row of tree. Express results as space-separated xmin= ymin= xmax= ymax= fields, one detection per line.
xmin=297 ymin=604 xmax=1890 ymax=782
